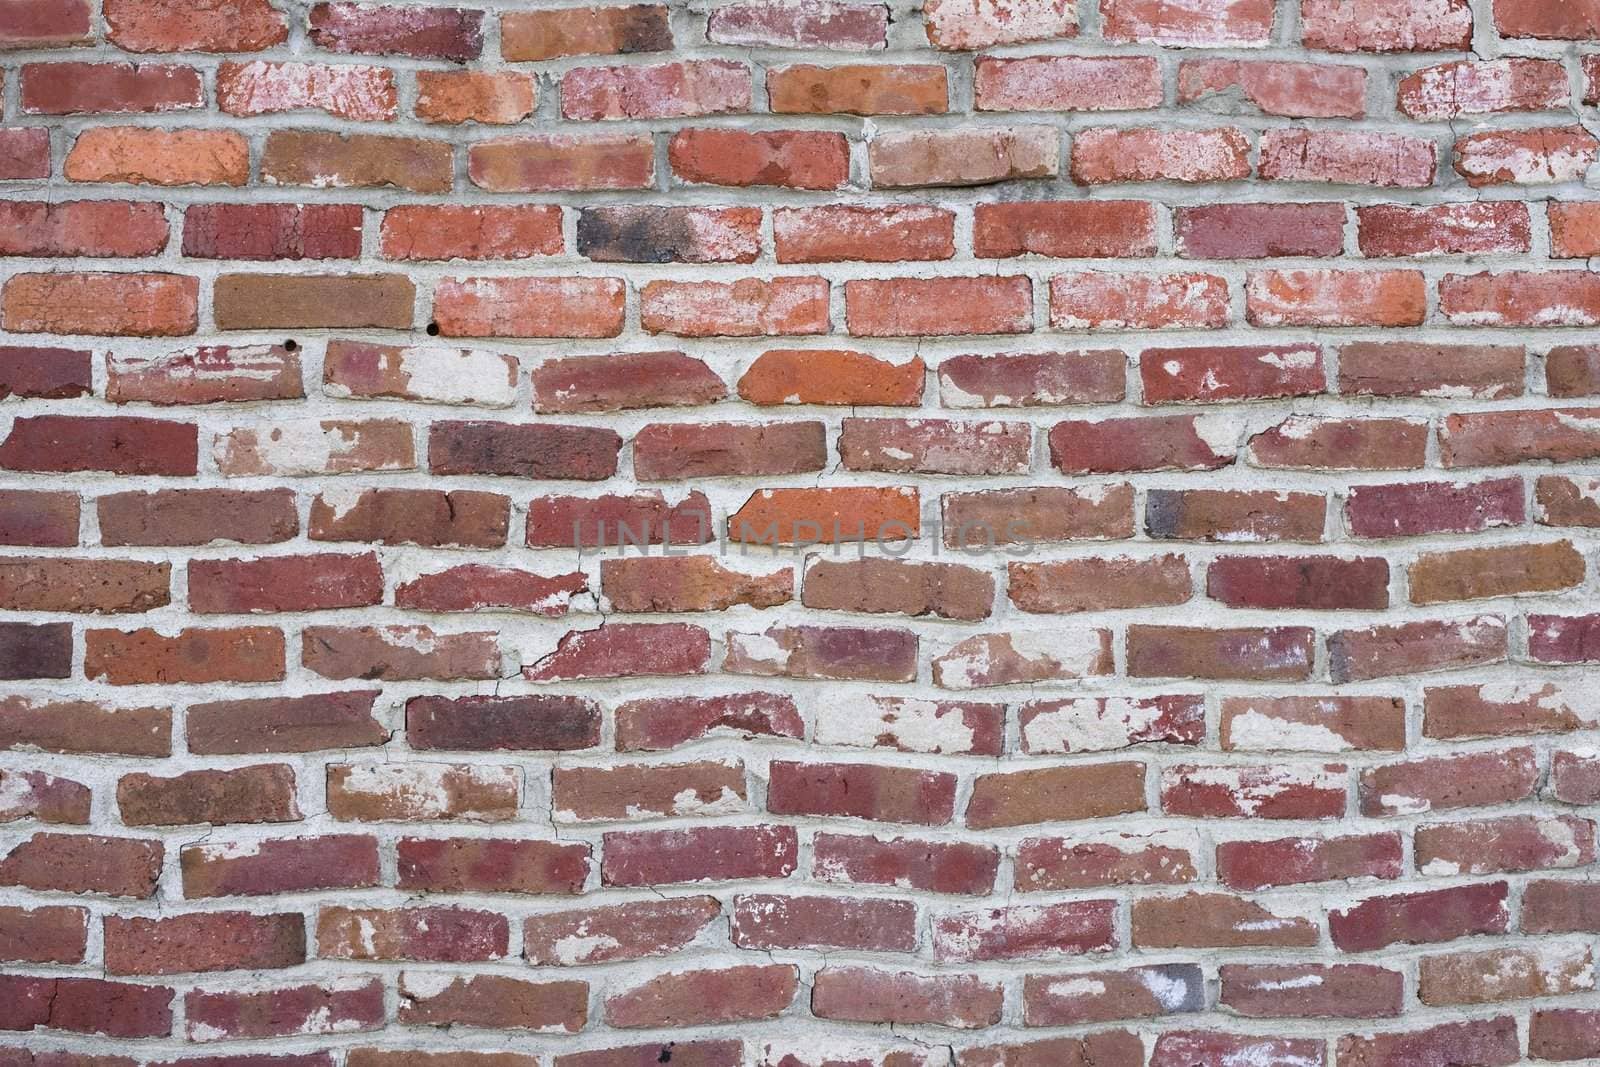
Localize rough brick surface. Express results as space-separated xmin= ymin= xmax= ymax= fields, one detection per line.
xmin=0 ymin=0 xmax=1597 ymax=1060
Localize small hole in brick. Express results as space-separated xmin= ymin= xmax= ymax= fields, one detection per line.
xmin=282 ymin=339 xmax=298 ymax=352
xmin=425 ymin=322 xmax=440 ymax=336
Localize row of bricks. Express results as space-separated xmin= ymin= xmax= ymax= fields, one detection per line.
xmin=4 ymin=122 xmax=1600 ymax=191
xmin=7 ymin=53 xmax=1600 ymax=125
xmin=8 ymin=198 xmax=1600 ymax=265
xmin=1 ymin=610 xmax=1596 ymax=684
xmin=20 ymin=268 xmax=1600 ymax=338
xmin=0 ymin=535 xmax=1594 ymax=622
xmin=5 ymin=678 xmax=1600 ymax=757
xmin=8 ymin=0 xmax=1600 ymax=62
xmin=5 ymin=743 xmax=1599 ymax=825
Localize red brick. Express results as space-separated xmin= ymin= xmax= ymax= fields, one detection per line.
xmin=185 ymin=979 xmax=384 ymax=1042
xmin=975 ymin=55 xmax=1161 ymax=112
xmin=1103 ymin=0 xmax=1272 ymax=42
xmin=1443 ymin=270 xmax=1600 ymax=327
xmin=214 ymin=418 xmax=416 ymax=477
xmin=1010 ymin=557 xmax=1191 ymax=615
xmin=1071 ymin=126 xmax=1251 ymax=184
xmin=1246 ymin=269 xmax=1426 ymax=327
xmin=415 ymin=70 xmax=536 ymax=124
xmin=323 ymin=339 xmax=516 ymax=405
xmin=1154 ymin=1033 xmax=1325 ymax=1067
xmin=975 ymin=200 xmax=1156 ymax=258
xmin=396 ymin=564 xmax=588 ymax=616
xmin=728 ymin=486 xmax=918 ymax=544
xmin=1147 ymin=487 xmax=1325 ymax=542
xmin=1550 ymin=203 xmax=1600 ymax=258
xmin=1142 ymin=343 xmax=1324 ymax=403
xmin=1399 ymin=57 xmax=1568 ymax=119
xmin=0 ymin=974 xmax=172 ymax=1038
xmin=304 ymin=625 xmax=500 ymax=681
xmin=259 ymin=131 xmax=451 ymax=193
xmin=1301 ymin=0 xmax=1472 ymax=50
xmin=1408 ymin=540 xmax=1584 ymax=603
xmin=1133 ymin=893 xmax=1318 ymax=948
xmin=188 ymin=553 xmax=381 ymax=614
xmin=526 ymin=490 xmax=713 ymax=548
xmin=725 ymin=624 xmax=917 ymax=682
xmin=1442 ymin=407 xmax=1600 ymax=466
xmin=1347 ymin=477 xmax=1524 ymax=538
xmin=0 ymin=832 xmax=162 ymax=898
xmin=108 ymin=345 xmax=303 ymax=406
xmin=616 ymin=692 xmax=802 ymax=751
xmin=1051 ymin=414 xmax=1235 ymax=473
xmin=812 ymin=966 xmax=1002 ymax=1029
xmin=0 ymin=768 xmax=88 ymax=824
xmin=1022 ymin=965 xmax=1204 ymax=1026
xmin=1207 ymin=555 xmax=1388 ymax=610
xmin=1162 ymin=763 xmax=1347 ymax=819
xmin=554 ymin=760 xmax=745 ymax=821
xmin=603 ymin=555 xmax=790 ymax=613
xmin=524 ymin=622 xmax=708 ymax=681
xmin=104 ymin=0 xmax=285 ymax=51
xmin=923 ymin=0 xmax=1077 ymax=48
xmin=1528 ymin=613 xmax=1600 ymax=663
xmin=739 ymin=348 xmax=923 ymax=405
xmin=2 ymin=273 xmax=197 ymax=336
xmin=500 ymin=4 xmax=671 ymax=60
xmin=934 ymin=629 xmax=1113 ymax=689
xmin=0 ymin=128 xmax=50 ymax=180
xmin=1259 ymin=128 xmax=1436 ymax=187
xmin=936 ymin=900 xmax=1115 ymax=962
xmin=86 ymin=626 xmax=283 ymax=685
xmin=318 ymin=905 xmax=507 ymax=961
xmin=430 ymin=420 xmax=620 ymax=480
xmin=118 ymin=763 xmax=300 ymax=825
xmin=1178 ymin=58 xmax=1366 ymax=117
xmin=0 ymin=0 xmax=91 ymax=46
xmin=814 ymin=831 xmax=998 ymax=894
xmin=216 ymin=61 xmax=396 ymax=120
xmin=840 ymin=416 xmax=1029 ymax=475
xmin=309 ymin=488 xmax=510 ymax=548
xmin=707 ymin=0 xmax=885 ymax=47
xmin=104 ymin=911 xmax=303 ymax=975
xmin=605 ymin=964 xmax=796 ymax=1029
xmin=524 ymin=898 xmax=719 ymax=964
xmin=869 ymin=125 xmax=1060 ymax=187
xmin=1552 ymin=751 xmax=1600 ymax=804
xmin=0 ymin=905 xmax=87 ymax=964
xmin=578 ymin=206 xmax=758 ymax=263
xmin=469 ymin=134 xmax=655 ymax=192
xmin=399 ymin=973 xmax=586 ymax=1033
xmin=768 ymin=760 xmax=956 ymax=825
xmin=0 ymin=199 xmax=168 ymax=257
xmin=1127 ymin=624 xmax=1315 ymax=680
xmin=632 ymin=421 xmax=823 ymax=479
xmin=846 ymin=276 xmax=1032 ymax=336
xmin=1329 ymin=615 xmax=1508 ymax=682
xmin=940 ymin=349 xmax=1125 ymax=407
xmin=187 ymin=691 xmax=384 ymax=755
xmin=1051 ymin=271 xmax=1229 ymax=330
xmin=642 ymin=276 xmax=828 ymax=337
xmin=1246 ymin=416 xmax=1428 ymax=470
xmin=0 ymin=696 xmax=171 ymax=758
xmin=1456 ymin=126 xmax=1600 ymax=186
xmin=326 ymin=763 xmax=518 ymax=822
xmin=1357 ymin=202 xmax=1531 ymax=257
xmin=775 ymin=205 xmax=954 ymax=262
xmin=732 ymin=894 xmax=916 ymax=952
xmin=601 ymin=825 xmax=799 ymax=886
xmin=1339 ymin=1018 xmax=1521 ymax=1067
xmin=213 ymin=273 xmax=415 ymax=330
xmin=1330 ymin=882 xmax=1510 ymax=950
xmin=768 ymin=64 xmax=948 ymax=115
xmin=1224 ymin=963 xmax=1403 ymax=1018
xmin=1531 ymin=1009 xmax=1600 ymax=1060
xmin=380 ymin=205 xmax=560 ymax=261
xmin=1174 ymin=202 xmax=1346 ymax=258
xmin=562 ymin=60 xmax=749 ymax=120
xmin=400 ymin=838 xmax=588 ymax=895
xmin=1220 ymin=695 xmax=1405 ymax=752
xmin=668 ymin=128 xmax=848 ymax=190
xmin=0 ymin=622 xmax=68 ymax=680
xmin=967 ymin=762 xmax=1143 ymax=828
xmin=1418 ymin=814 xmax=1596 ymax=876
xmin=309 ymin=2 xmax=481 ymax=59
xmin=0 ymin=346 xmax=91 ymax=400
xmin=179 ymin=834 xmax=378 ymax=898
xmin=1217 ymin=832 xmax=1403 ymax=890
xmin=533 ymin=350 xmax=726 ymax=412
xmin=66 ymin=128 xmax=247 ymax=186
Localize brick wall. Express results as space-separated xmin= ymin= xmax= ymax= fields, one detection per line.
xmin=1 ymin=0 xmax=1599 ymax=1061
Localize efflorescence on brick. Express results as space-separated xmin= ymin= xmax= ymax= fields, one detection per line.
xmin=2 ymin=0 xmax=1600 ymax=1061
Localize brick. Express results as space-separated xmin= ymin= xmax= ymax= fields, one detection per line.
xmin=214 ymin=418 xmax=416 ymax=477
xmin=1441 ymin=407 xmax=1600 ymax=466
xmin=0 ymin=489 xmax=78 ymax=547
xmin=533 ymin=351 xmax=726 ymax=412
xmin=1528 ymin=613 xmax=1600 ymax=663
xmin=1339 ymin=341 xmax=1524 ymax=400
xmin=1133 ymin=893 xmax=1318 ymax=947
xmin=1141 ymin=343 xmax=1324 ymax=403
xmin=769 ymin=760 xmax=955 ymax=824
xmin=869 ymin=125 xmax=1060 ymax=187
xmin=309 ymin=488 xmax=509 ymax=548
xmin=1217 ymin=832 xmax=1403 ymax=890
xmin=632 ymin=420 xmax=822 ymax=479
xmin=0 ymin=346 xmax=91 ymax=400
xmin=501 ymin=5 xmax=671 ymax=59
xmin=1330 ymin=881 xmax=1509 ymax=951
xmin=303 ymin=625 xmax=500 ymax=681
xmin=554 ymin=760 xmax=745 ymax=820
xmin=1346 ymin=477 xmax=1524 ymax=538
xmin=1103 ymin=0 xmax=1272 ymax=43
xmin=1409 ymin=540 xmax=1583 ymax=603
xmin=1423 ymin=681 xmax=1600 ymax=740
xmin=379 ymin=204 xmax=561 ymax=262
xmin=0 ymin=556 xmax=168 ymax=613
xmin=1127 ymin=624 xmax=1315 ymax=680
xmin=1259 ymin=128 xmax=1436 ymax=187
xmin=0 ymin=974 xmax=172 ymax=1038
xmin=578 ymin=206 xmax=759 ymax=263
xmin=1301 ymin=0 xmax=1472 ymax=50
xmin=1050 ymin=271 xmax=1229 ymax=330
xmin=775 ymin=205 xmax=954 ymax=262
xmin=1147 ymin=487 xmax=1325 ymax=542
xmin=729 ymin=486 xmax=918 ymax=544
xmin=66 ymin=128 xmax=246 ymax=186
xmin=605 ymin=964 xmax=796 ymax=1029
xmin=324 ymin=339 xmax=517 ymax=405
xmin=430 ymin=420 xmax=620 ymax=480
xmin=0 ymin=199 xmax=169 ymax=256
xmin=1550 ymin=203 xmax=1600 ymax=258
xmin=1207 ymin=555 xmax=1388 ymax=610
xmin=104 ymin=911 xmax=304 ymax=975
xmin=1023 ymin=964 xmax=1203 ymax=1025
xmin=1417 ymin=814 xmax=1596 ymax=876
xmin=934 ymin=900 xmax=1116 ymax=961
xmin=308 ymin=2 xmax=480 ymax=58
xmin=644 ymin=277 xmax=830 ymax=336
xmin=1357 ymin=202 xmax=1531 ymax=257
xmin=975 ymin=55 xmax=1161 ymax=112
xmin=940 ymin=350 xmax=1125 ymax=407
xmin=924 ymin=0 xmax=1077 ymax=48
xmin=187 ymin=691 xmax=384 ymax=755
xmin=326 ymin=763 xmax=518 ymax=822
xmin=1455 ymin=126 xmax=1599 ymax=187
xmin=1178 ymin=58 xmax=1366 ymax=117
xmin=804 ymin=557 xmax=992 ymax=621
xmin=601 ymin=825 xmax=799 ymax=885
xmin=768 ymin=64 xmax=947 ymax=114
xmin=1022 ymin=833 xmax=1192 ymax=891
xmin=1162 ymin=763 xmax=1347 ymax=819
xmin=0 ymin=623 xmax=70 ymax=679
xmin=1071 ymin=126 xmax=1251 ymax=184
xmin=260 ymin=131 xmax=451 ymax=193
xmin=0 ymin=905 xmax=87 ymax=964
xmin=1338 ymin=1018 xmax=1520 ymax=1067
xmin=669 ymin=128 xmax=848 ymax=190
xmin=1010 ymin=556 xmax=1191 ymax=614
xmin=213 ymin=273 xmax=415 ymax=330
xmin=733 ymin=894 xmax=915 ymax=952
xmin=2 ymin=273 xmax=197 ymax=336
xmin=0 ymin=128 xmax=50 ymax=179
xmin=562 ymin=60 xmax=749 ymax=120
xmin=180 ymin=834 xmax=379 ymax=898
xmin=85 ymin=626 xmax=283 ymax=685
xmin=396 ymin=564 xmax=587 ymax=616
xmin=104 ymin=0 xmax=284 ymax=51
xmin=602 ymin=556 xmax=789 ymax=613
xmin=524 ymin=622 xmax=709 ymax=681
xmin=185 ymin=978 xmax=384 ymax=1042
xmin=1223 ymin=963 xmax=1403 ymax=1018
xmin=1246 ymin=416 xmax=1428 ymax=470
xmin=1398 ymin=58 xmax=1568 ymax=119
xmin=1360 ymin=747 xmax=1538 ymax=816
xmin=934 ymin=629 xmax=1112 ymax=689
xmin=469 ymin=134 xmax=655 ymax=191
xmin=400 ymin=973 xmax=586 ymax=1032
xmin=0 ymin=696 xmax=171 ymax=758
xmin=725 ymin=624 xmax=916 ymax=681
xmin=1246 ymin=269 xmax=1426 ymax=327
xmin=318 ymin=905 xmax=507 ymax=961
xmin=526 ymin=490 xmax=713 ymax=549
xmin=840 ymin=416 xmax=1029 ymax=474
xmin=217 ymin=61 xmax=396 ymax=121
xmin=1174 ymin=202 xmax=1346 ymax=257
xmin=812 ymin=967 xmax=1002 ymax=1029
xmin=1051 ymin=414 xmax=1235 ymax=473
xmin=1443 ymin=270 xmax=1600 ymax=327
xmin=815 ymin=832 xmax=998 ymax=894
xmin=707 ymin=0 xmax=885 ymax=47
xmin=1221 ymin=695 xmax=1405 ymax=752
xmin=1154 ymin=1033 xmax=1325 ymax=1067
xmin=400 ymin=837 xmax=588 ymax=895
xmin=0 ymin=0 xmax=91 ymax=46
xmin=118 ymin=764 xmax=300 ymax=825
xmin=188 ymin=553 xmax=382 ymax=613
xmin=530 ymin=898 xmax=719 ymax=967
xmin=975 ymin=200 xmax=1156 ymax=258
xmin=415 ymin=70 xmax=536 ymax=124
xmin=817 ymin=696 xmax=1004 ymax=755
xmin=967 ymin=762 xmax=1144 ymax=828
xmin=108 ymin=345 xmax=303 ymax=405
xmin=0 ymin=832 xmax=162 ymax=898
xmin=1330 ymin=615 xmax=1508 ymax=682
xmin=616 ymin=692 xmax=802 ymax=751
xmin=0 ymin=769 xmax=88 ymax=824
xmin=1524 ymin=879 xmax=1600 ymax=933
xmin=1532 ymin=1009 xmax=1600 ymax=1060
xmin=962 ymin=1034 xmax=1146 ymax=1066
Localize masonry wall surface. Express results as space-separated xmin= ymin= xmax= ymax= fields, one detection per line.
xmin=1 ymin=0 xmax=1599 ymax=1062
